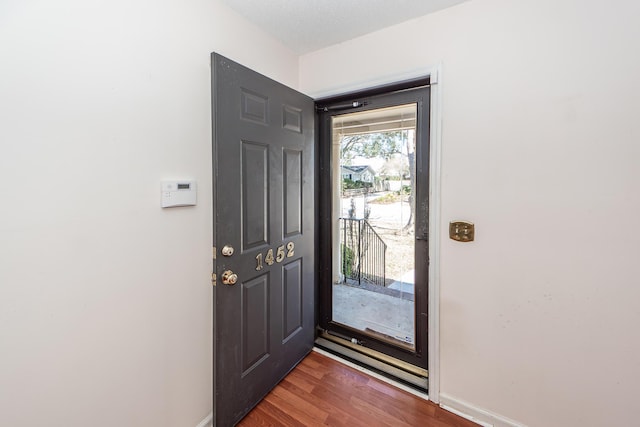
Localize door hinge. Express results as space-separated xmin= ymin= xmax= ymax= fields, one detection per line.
xmin=211 ymin=272 xmax=217 ymax=286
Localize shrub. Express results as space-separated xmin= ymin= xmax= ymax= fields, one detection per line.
xmin=370 ymin=193 xmax=398 ymax=204
xmin=341 ymin=244 xmax=355 ymax=278
xmin=400 ymin=185 xmax=412 ymax=195
xmin=342 ymin=178 xmax=373 ymax=190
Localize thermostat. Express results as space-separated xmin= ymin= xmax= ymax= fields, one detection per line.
xmin=161 ymin=180 xmax=197 ymax=208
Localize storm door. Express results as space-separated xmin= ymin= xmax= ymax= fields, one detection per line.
xmin=318 ymin=84 xmax=430 ymax=371
xmin=211 ymin=54 xmax=315 ymax=426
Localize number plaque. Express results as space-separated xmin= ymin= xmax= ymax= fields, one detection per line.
xmin=255 ymin=242 xmax=295 ymax=271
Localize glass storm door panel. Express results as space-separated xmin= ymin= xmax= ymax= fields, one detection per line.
xmin=331 ymin=104 xmax=418 ymax=350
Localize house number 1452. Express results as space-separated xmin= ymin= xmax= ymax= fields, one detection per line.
xmin=255 ymin=242 xmax=295 ymax=271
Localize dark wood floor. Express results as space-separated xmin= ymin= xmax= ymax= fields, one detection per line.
xmin=238 ymin=350 xmax=478 ymax=427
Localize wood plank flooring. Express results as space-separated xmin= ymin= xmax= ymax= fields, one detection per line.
xmin=238 ymin=350 xmax=478 ymax=427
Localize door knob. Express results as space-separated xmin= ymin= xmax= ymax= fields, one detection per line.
xmin=221 ymin=245 xmax=234 ymax=257
xmin=221 ymin=270 xmax=238 ymax=285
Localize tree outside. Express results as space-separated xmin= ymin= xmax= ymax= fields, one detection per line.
xmin=338 ymin=129 xmax=416 ymax=286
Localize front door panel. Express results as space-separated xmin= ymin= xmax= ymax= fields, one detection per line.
xmin=212 ymin=53 xmax=315 ymax=426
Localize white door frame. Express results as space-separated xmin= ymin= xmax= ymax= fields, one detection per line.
xmin=307 ymin=63 xmax=444 ymax=404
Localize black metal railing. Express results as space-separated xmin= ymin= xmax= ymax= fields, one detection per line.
xmin=340 ymin=218 xmax=386 ymax=287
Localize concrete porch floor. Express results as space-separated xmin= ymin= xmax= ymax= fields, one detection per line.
xmin=332 ymin=281 xmax=415 ymax=346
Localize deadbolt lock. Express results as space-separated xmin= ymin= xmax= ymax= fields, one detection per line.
xmin=221 ymin=270 xmax=238 ymax=285
xmin=221 ymin=245 xmax=234 ymax=257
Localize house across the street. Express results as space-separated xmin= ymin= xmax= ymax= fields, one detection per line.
xmin=341 ymin=165 xmax=375 ymax=183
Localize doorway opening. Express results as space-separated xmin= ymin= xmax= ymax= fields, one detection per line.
xmin=331 ymin=104 xmax=418 ymax=349
xmin=316 ymin=81 xmax=430 ymax=387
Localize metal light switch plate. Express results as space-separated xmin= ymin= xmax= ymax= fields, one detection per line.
xmin=449 ymin=221 xmax=475 ymax=242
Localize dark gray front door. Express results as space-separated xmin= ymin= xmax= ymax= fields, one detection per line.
xmin=211 ymin=54 xmax=315 ymax=426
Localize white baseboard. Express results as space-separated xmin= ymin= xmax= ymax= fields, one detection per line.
xmin=439 ymin=393 xmax=527 ymax=427
xmin=195 ymin=412 xmax=212 ymax=427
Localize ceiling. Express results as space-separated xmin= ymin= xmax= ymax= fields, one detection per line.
xmin=221 ymin=0 xmax=468 ymax=54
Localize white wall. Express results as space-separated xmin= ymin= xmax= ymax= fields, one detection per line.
xmin=0 ymin=1 xmax=297 ymax=426
xmin=301 ymin=1 xmax=640 ymax=426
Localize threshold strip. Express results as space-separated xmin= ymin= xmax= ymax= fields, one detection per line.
xmin=312 ymin=345 xmax=429 ymax=399
xmin=315 ymin=335 xmax=428 ymax=391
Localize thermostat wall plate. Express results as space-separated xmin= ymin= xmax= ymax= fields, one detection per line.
xmin=161 ymin=180 xmax=197 ymax=208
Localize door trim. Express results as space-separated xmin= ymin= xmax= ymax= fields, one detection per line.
xmin=309 ymin=63 xmax=443 ymax=404
xmin=427 ymin=63 xmax=442 ymax=404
